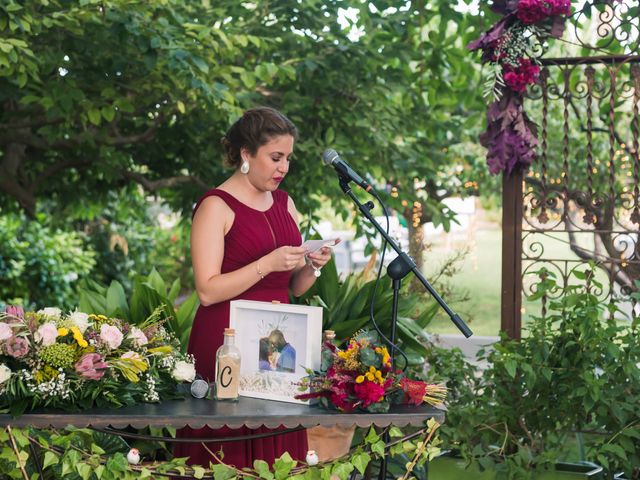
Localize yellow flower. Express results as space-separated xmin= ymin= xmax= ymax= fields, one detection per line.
xmin=57 ymin=327 xmax=69 ymax=337
xmin=366 ymin=372 xmax=375 ymax=381
xmin=355 ymin=375 xmax=365 ymax=384
xmin=71 ymin=326 xmax=88 ymax=348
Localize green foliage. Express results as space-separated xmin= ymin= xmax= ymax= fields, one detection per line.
xmin=78 ymin=269 xmax=198 ymax=351
xmin=77 ymin=188 xmax=186 ymax=293
xmin=437 ymin=269 xmax=640 ymax=478
xmin=0 ymin=422 xmax=441 ymax=479
xmin=0 ymin=212 xmax=96 ymax=310
xmin=0 ymin=0 xmax=486 ymax=227
xmin=293 ymin=255 xmax=440 ymax=366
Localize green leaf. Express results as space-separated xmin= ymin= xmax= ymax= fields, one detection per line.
xmin=193 ymin=466 xmax=205 ymax=479
xmin=211 ymin=464 xmax=236 ymax=479
xmin=168 ymin=278 xmax=181 ymax=303
xmin=42 ymin=451 xmax=58 ymax=469
xmin=192 ymin=56 xmax=209 ymax=73
xmin=365 ymin=427 xmax=379 ymax=444
xmin=253 ymin=459 xmax=272 ymax=479
xmin=87 ymin=108 xmax=102 ymax=126
xmin=76 ymin=463 xmax=92 ymax=480
xmin=273 ymin=452 xmax=296 ymax=480
xmin=351 ymin=451 xmax=371 ymax=475
xmin=106 ymin=280 xmax=129 ymax=319
xmin=101 ymin=106 xmax=115 ymax=122
xmin=371 ymin=440 xmax=386 ymax=457
xmin=331 ymin=462 xmax=354 ymax=480
xmin=146 ymin=268 xmax=167 ymax=297
xmin=504 ymin=359 xmax=517 ymax=378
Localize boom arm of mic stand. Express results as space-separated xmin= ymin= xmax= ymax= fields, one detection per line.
xmin=338 ymin=177 xmax=473 ymax=338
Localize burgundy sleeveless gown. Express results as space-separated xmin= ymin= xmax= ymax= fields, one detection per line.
xmin=173 ymin=188 xmax=308 ymax=468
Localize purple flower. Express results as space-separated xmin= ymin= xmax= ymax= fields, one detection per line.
xmin=5 ymin=336 xmax=30 ymax=358
xmin=480 ymin=92 xmax=539 ymax=175
xmin=75 ymin=353 xmax=108 ymax=381
xmin=517 ymin=0 xmax=570 ymax=25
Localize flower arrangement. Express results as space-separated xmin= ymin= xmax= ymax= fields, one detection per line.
xmin=0 ymin=305 xmax=196 ymax=416
xmin=295 ymin=331 xmax=446 ymax=413
xmin=468 ymin=0 xmax=572 ymax=175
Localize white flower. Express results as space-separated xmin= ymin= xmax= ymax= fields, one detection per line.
xmin=69 ymin=311 xmax=90 ymax=333
xmin=100 ymin=324 xmax=123 ymax=350
xmin=0 ymin=364 xmax=11 ymax=384
xmin=38 ymin=307 xmax=62 ymax=318
xmin=0 ymin=323 xmax=12 ymax=342
xmin=128 ymin=327 xmax=148 ymax=347
xmin=34 ymin=322 xmax=58 ymax=346
xmin=171 ymin=360 xmax=196 ymax=382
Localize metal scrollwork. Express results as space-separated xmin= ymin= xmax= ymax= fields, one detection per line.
xmin=519 ymin=0 xmax=640 ymax=322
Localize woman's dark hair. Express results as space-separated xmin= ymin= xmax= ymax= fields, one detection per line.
xmin=221 ymin=107 xmax=298 ymax=169
xmin=259 ymin=337 xmax=271 ymax=362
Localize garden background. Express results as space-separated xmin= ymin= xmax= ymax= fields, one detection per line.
xmin=1 ymin=0 xmax=639 ymax=479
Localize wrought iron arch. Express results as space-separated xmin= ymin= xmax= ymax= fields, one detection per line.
xmin=501 ymin=0 xmax=640 ymax=338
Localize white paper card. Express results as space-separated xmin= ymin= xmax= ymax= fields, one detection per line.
xmin=301 ymin=238 xmax=339 ymax=253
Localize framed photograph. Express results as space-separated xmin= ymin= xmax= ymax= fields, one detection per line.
xmin=229 ymin=300 xmax=323 ymax=404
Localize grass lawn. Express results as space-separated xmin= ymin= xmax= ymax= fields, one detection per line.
xmin=422 ymin=226 xmax=597 ymax=337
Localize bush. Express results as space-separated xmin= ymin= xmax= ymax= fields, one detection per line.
xmin=438 ymin=268 xmax=640 ymax=478
xmin=0 ymin=213 xmax=96 ymax=310
xmin=80 ymin=191 xmax=191 ymax=294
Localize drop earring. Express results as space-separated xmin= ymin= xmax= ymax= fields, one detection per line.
xmin=240 ymin=159 xmax=250 ymax=174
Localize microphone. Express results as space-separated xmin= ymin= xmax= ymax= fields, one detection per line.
xmin=322 ymin=149 xmax=372 ymax=192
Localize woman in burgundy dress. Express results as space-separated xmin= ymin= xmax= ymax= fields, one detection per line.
xmin=173 ymin=107 xmax=333 ymax=469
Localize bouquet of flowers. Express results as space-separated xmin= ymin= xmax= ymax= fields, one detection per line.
xmin=467 ymin=0 xmax=572 ymax=175
xmin=0 ymin=305 xmax=196 ymax=416
xmin=295 ymin=331 xmax=445 ymax=413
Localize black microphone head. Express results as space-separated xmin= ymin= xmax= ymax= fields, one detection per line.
xmin=322 ymin=149 xmax=339 ymax=166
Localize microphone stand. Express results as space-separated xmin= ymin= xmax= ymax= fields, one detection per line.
xmin=337 ymin=176 xmax=472 ymax=479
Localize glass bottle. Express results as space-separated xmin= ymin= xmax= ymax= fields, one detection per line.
xmin=214 ymin=328 xmax=241 ymax=401
xmin=320 ymin=329 xmax=336 ymax=373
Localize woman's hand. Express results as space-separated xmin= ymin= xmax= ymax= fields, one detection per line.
xmin=306 ymin=240 xmax=340 ymax=269
xmin=265 ymin=246 xmax=307 ymax=272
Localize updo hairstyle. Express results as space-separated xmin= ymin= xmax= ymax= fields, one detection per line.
xmin=221 ymin=107 xmax=298 ymax=169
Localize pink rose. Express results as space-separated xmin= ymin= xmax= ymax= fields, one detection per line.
xmin=128 ymin=327 xmax=148 ymax=347
xmin=0 ymin=323 xmax=12 ymax=342
xmin=5 ymin=336 xmax=29 ymax=358
xmin=34 ymin=322 xmax=58 ymax=346
xmin=75 ymin=353 xmax=108 ymax=381
xmin=100 ymin=324 xmax=123 ymax=350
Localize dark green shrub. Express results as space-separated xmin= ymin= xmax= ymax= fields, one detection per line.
xmin=0 ymin=213 xmax=96 ymax=309
xmin=439 ymin=268 xmax=640 ymax=478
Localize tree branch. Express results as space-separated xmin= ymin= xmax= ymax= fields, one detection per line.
xmin=0 ymin=116 xmax=65 ymax=129
xmin=121 ymin=171 xmax=209 ymax=191
xmin=32 ymin=159 xmax=96 ymax=192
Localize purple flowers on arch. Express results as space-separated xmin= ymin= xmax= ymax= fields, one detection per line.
xmin=468 ymin=0 xmax=571 ymax=175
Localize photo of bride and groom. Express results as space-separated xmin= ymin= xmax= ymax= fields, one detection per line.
xmin=258 ymin=329 xmax=296 ymax=373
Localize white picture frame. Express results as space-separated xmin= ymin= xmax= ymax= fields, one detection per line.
xmin=228 ymin=300 xmax=323 ymax=404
